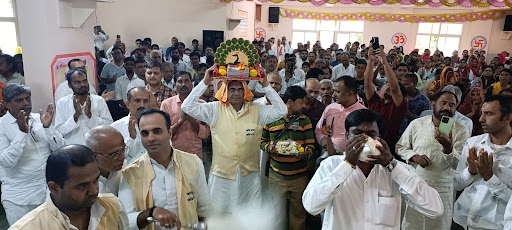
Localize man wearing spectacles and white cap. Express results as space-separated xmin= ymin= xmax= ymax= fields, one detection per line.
xmin=0 ymin=83 xmax=66 ymax=225
xmin=85 ymin=126 xmax=127 ymax=196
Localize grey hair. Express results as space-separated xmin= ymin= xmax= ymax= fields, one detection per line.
xmin=319 ymin=79 xmax=334 ymax=88
xmin=2 ymin=83 xmax=31 ymax=102
xmin=150 ymin=50 xmax=161 ymax=57
xmin=84 ymin=125 xmax=121 ymax=152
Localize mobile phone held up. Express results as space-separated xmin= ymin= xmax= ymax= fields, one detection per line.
xmin=439 ymin=116 xmax=455 ymax=137
xmin=371 ymin=37 xmax=379 ymax=50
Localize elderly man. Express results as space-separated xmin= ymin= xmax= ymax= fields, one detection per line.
xmin=111 ymin=87 xmax=151 ymax=163
xmin=303 ymin=109 xmax=444 ymax=230
xmin=85 ymin=126 xmax=126 ymax=195
xmin=9 ymin=145 xmax=129 ymax=229
xmin=319 ymin=79 xmax=334 ymax=105
xmin=119 ymin=109 xmax=210 ymax=230
xmin=182 ymin=67 xmax=287 ymax=214
xmin=0 ymin=84 xmax=65 ymax=225
xmin=397 ymin=85 xmax=469 ymax=229
xmin=331 ymin=52 xmax=356 ymax=79
xmin=161 ymin=71 xmax=210 ymax=159
xmin=55 ymin=69 xmax=113 ymax=145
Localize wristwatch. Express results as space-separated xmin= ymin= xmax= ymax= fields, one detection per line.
xmin=386 ymin=158 xmax=398 ymax=172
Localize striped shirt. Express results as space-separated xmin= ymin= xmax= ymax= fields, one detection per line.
xmin=261 ymin=114 xmax=316 ymax=179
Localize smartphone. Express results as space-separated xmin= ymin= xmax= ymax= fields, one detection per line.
xmin=371 ymin=37 xmax=380 ymax=50
xmin=439 ymin=116 xmax=455 ymax=137
xmin=117 ymin=35 xmax=120 ymax=39
xmin=96 ymin=25 xmax=101 ymax=30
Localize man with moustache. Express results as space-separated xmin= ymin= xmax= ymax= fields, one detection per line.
xmin=182 ymin=66 xmax=287 ymax=214
xmin=53 ymin=59 xmax=98 ymax=103
xmin=303 ymin=78 xmax=325 ymax=129
xmin=161 ymin=71 xmax=210 ymax=159
xmin=145 ymin=62 xmax=173 ymax=107
xmin=199 ymin=80 xmax=214 ymax=102
xmin=0 ymin=84 xmax=66 ymax=225
xmin=397 ymin=85 xmax=469 ymax=230
xmin=111 ymin=87 xmax=152 ymax=163
xmin=261 ymin=86 xmax=315 ymax=230
xmin=319 ymin=79 xmax=334 ymax=105
xmin=116 ymin=57 xmax=144 ymax=114
xmin=9 ymin=145 xmax=129 ymax=230
xmin=126 ymin=59 xmax=147 ymax=92
xmin=55 ymin=69 xmax=113 ymax=145
xmin=169 ymin=47 xmax=188 ymax=72
xmin=453 ymin=95 xmax=512 ymax=230
xmin=85 ymin=126 xmax=127 ymax=195
xmin=254 ymin=72 xmax=282 ymax=105
xmin=249 ymin=55 xmax=279 ymax=98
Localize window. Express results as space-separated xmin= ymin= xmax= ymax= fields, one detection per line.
xmin=292 ymin=19 xmax=363 ymax=49
xmin=0 ymin=0 xmax=19 ymax=55
xmin=415 ymin=23 xmax=462 ymax=54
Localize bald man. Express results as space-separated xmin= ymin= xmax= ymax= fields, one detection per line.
xmin=85 ymin=126 xmax=126 ymax=196
xmin=254 ymin=72 xmax=282 ymax=105
xmin=303 ymin=78 xmax=324 ymax=128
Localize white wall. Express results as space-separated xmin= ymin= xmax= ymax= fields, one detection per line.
xmin=16 ymin=0 xmax=96 ymax=111
xmin=96 ymin=0 xmax=227 ymax=52
xmin=226 ymin=1 xmax=256 ymax=40
xmin=254 ymin=3 xmax=512 ymax=57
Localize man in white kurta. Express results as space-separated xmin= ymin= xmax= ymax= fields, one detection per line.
xmin=181 ymin=68 xmax=287 ymax=214
xmin=0 ymin=84 xmax=66 ymax=225
xmin=397 ymin=86 xmax=469 ymax=229
xmin=55 ymin=69 xmax=113 ymax=145
xmin=303 ymin=109 xmax=444 ymax=230
xmin=110 ymin=87 xmax=152 ymax=163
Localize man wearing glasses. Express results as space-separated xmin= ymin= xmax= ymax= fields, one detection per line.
xmin=85 ymin=126 xmax=126 ymax=195
xmin=0 ymin=83 xmax=66 ymax=225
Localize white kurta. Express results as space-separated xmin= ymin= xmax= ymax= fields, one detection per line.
xmin=302 ymin=155 xmax=444 ymax=230
xmin=397 ymin=115 xmax=469 ymax=230
xmin=55 ymin=94 xmax=113 ymax=145
xmin=0 ymin=112 xmax=66 ymax=224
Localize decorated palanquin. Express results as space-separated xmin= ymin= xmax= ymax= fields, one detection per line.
xmin=213 ymin=38 xmax=264 ymax=80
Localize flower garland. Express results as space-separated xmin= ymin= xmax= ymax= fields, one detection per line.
xmin=279 ymin=8 xmax=507 ymax=22
xmin=221 ymin=0 xmax=512 ymax=8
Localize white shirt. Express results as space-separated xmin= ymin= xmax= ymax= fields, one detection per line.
xmin=62 ymin=198 xmax=129 ymax=230
xmin=125 ymin=78 xmax=146 ymax=94
xmin=279 ymin=68 xmax=305 ymax=95
xmin=118 ymin=153 xmax=210 ymax=230
xmin=332 ymin=63 xmax=356 ymax=80
xmin=93 ymin=33 xmax=109 ymax=51
xmin=54 ymin=81 xmax=97 ymax=102
xmin=55 ymin=94 xmax=113 ymax=145
xmin=302 ymin=155 xmax=444 ymax=230
xmin=115 ymin=74 xmax=142 ymax=102
xmin=453 ymin=134 xmax=512 ymax=230
xmin=98 ymin=171 xmax=121 ymax=196
xmin=181 ymin=81 xmax=288 ymax=127
xmin=0 ymin=112 xmax=66 ymax=205
xmin=169 ymin=61 xmax=188 ymax=72
xmin=110 ymin=115 xmax=146 ymax=164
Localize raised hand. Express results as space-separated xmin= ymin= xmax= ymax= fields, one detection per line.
xmin=84 ymin=96 xmax=92 ymax=118
xmin=476 ymin=150 xmax=494 ymax=181
xmin=73 ymin=96 xmax=82 ymax=121
xmin=435 ymin=127 xmax=453 ymax=154
xmin=101 ymin=90 xmax=116 ymax=101
xmin=368 ymin=137 xmax=394 ymax=166
xmin=467 ymin=147 xmax=478 ymax=175
xmin=40 ymin=103 xmax=55 ymax=128
xmin=128 ymin=115 xmax=137 ymax=139
xmin=204 ymin=65 xmax=215 ymax=85
xmin=15 ymin=110 xmax=29 ymax=133
xmin=345 ymin=134 xmax=368 ymax=166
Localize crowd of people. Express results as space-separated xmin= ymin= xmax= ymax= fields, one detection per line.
xmin=0 ymin=28 xmax=511 ymax=230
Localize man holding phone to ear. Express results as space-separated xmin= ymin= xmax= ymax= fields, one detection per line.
xmin=93 ymin=25 xmax=109 ymax=58
xmin=396 ymin=85 xmax=469 ymax=229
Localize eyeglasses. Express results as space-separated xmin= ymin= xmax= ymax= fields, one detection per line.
xmin=95 ymin=146 xmax=128 ymax=158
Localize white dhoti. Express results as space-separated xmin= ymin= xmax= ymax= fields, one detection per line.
xmin=209 ymin=168 xmax=261 ymax=215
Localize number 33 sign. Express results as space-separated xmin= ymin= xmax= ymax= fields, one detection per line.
xmin=391 ymin=33 xmax=407 ymax=47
